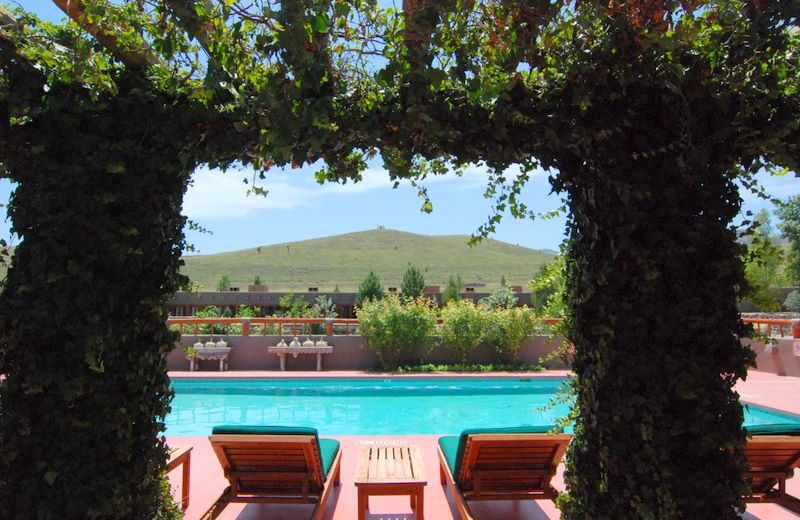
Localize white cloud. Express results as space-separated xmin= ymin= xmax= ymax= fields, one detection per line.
xmin=182 ymin=168 xmax=308 ymax=219
xmin=182 ymin=162 xmax=550 ymax=220
xmin=183 ymin=166 xmax=404 ymax=220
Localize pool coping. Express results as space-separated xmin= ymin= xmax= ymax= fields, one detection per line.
xmin=168 ymin=369 xmax=572 ymax=380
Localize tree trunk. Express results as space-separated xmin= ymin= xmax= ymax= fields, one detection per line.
xmin=558 ymin=151 xmax=755 ymax=518
xmin=0 ymin=80 xmax=192 ymax=519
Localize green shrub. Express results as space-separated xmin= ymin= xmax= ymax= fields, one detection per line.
xmin=357 ymin=295 xmax=437 ymax=370
xmin=530 ymin=255 xmax=567 ymax=318
xmin=439 ymin=299 xmax=488 ymax=362
xmin=195 ymin=306 xmax=226 ymax=335
xmin=481 ymin=307 xmax=537 ymax=362
xmin=784 ymin=290 xmax=800 ymax=312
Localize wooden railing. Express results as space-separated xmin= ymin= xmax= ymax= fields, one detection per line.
xmin=167 ymin=317 xmax=360 ymax=336
xmin=742 ymin=318 xmax=800 ymax=339
xmin=167 ymin=316 xmax=800 ymax=339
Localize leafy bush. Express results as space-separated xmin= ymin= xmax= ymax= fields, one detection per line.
xmin=195 ymin=305 xmax=226 ymax=335
xmin=784 ymin=290 xmax=800 ymax=312
xmin=439 ymin=299 xmax=488 ymax=362
xmin=277 ymin=292 xmax=311 ymax=317
xmin=481 ymin=307 xmax=537 ymax=362
xmin=357 ymin=295 xmax=437 ymax=370
xmin=530 ymin=255 xmax=567 ymax=318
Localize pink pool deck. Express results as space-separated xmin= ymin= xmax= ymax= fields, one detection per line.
xmin=166 ymin=369 xmax=800 ymax=520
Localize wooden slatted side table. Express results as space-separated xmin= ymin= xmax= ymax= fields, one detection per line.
xmin=354 ymin=445 xmax=427 ymax=520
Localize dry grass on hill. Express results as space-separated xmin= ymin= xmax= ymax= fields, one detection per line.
xmin=180 ymin=229 xmax=556 ymax=291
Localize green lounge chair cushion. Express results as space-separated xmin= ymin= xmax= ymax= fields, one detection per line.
xmin=438 ymin=425 xmax=559 ymax=480
xmin=318 ymin=438 xmax=341 ymax=477
xmin=438 ymin=435 xmax=460 ymax=476
xmin=746 ymin=424 xmax=800 ymax=436
xmin=211 ymin=425 xmax=340 ymax=477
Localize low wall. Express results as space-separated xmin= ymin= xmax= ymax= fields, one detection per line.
xmin=746 ymin=337 xmax=800 ymax=377
xmin=167 ymin=335 xmax=570 ymax=372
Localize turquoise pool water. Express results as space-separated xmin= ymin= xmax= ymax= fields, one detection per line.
xmin=164 ymin=378 xmax=800 ymax=436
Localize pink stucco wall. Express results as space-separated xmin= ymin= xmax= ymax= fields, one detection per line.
xmin=166 ymin=335 xmax=570 ymax=372
xmin=746 ymin=337 xmax=800 ymax=377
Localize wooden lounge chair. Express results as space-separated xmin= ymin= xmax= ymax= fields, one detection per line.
xmin=437 ymin=426 xmax=571 ymax=520
xmin=202 ymin=425 xmax=342 ymax=520
xmin=745 ymin=424 xmax=800 ymax=514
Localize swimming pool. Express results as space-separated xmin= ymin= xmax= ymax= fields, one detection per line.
xmin=164 ymin=378 xmax=800 ymax=436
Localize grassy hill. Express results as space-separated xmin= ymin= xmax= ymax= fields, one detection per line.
xmin=180 ymin=229 xmax=556 ymax=291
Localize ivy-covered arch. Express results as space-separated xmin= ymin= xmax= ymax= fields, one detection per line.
xmin=1 ymin=1 xmax=799 ymax=519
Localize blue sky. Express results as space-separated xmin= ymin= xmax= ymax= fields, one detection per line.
xmin=1 ymin=1 xmax=797 ymax=255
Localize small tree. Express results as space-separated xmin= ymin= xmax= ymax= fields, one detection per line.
xmin=401 ymin=264 xmax=425 ymax=299
xmin=356 ymin=271 xmax=385 ymax=306
xmin=217 ymin=275 xmax=231 ymax=292
xmin=742 ymin=210 xmax=785 ymax=311
xmin=777 ymin=195 xmax=800 ymax=285
xmin=442 ymin=274 xmax=463 ymax=305
xmin=253 ymin=275 xmax=262 ymax=285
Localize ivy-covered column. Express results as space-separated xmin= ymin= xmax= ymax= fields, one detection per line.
xmin=557 ymin=135 xmax=755 ymax=516
xmin=0 ymin=79 xmax=195 ymax=518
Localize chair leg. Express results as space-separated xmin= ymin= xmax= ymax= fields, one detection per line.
xmin=777 ymin=494 xmax=800 ymax=514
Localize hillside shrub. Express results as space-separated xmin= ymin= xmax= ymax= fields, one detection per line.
xmin=481 ymin=307 xmax=538 ymax=362
xmin=357 ymin=295 xmax=437 ymax=370
xmin=439 ymin=299 xmax=488 ymax=362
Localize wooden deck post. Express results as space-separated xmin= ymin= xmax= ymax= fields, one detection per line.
xmin=326 ymin=317 xmax=334 ymax=336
